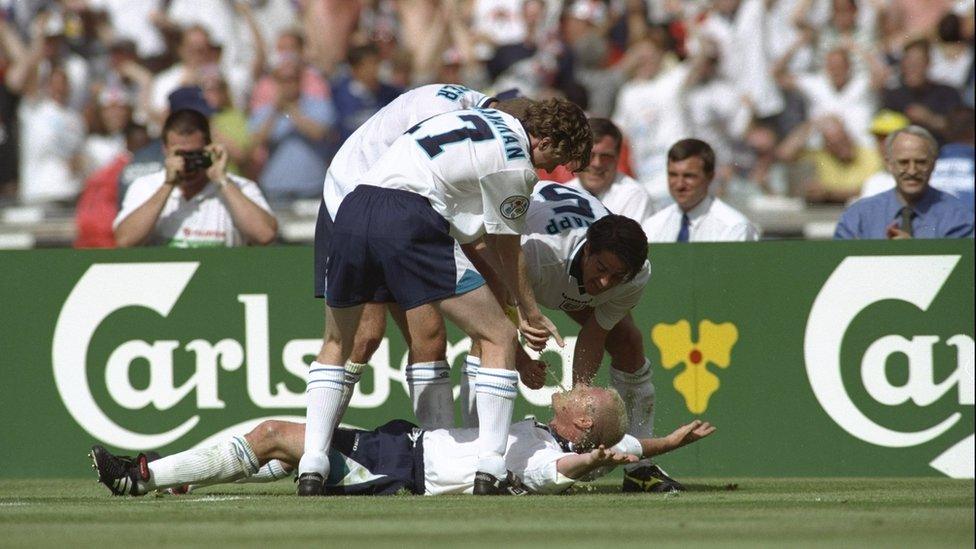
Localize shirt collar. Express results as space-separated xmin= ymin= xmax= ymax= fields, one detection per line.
xmin=568 ymin=238 xmax=586 ymax=294
xmin=884 ymin=186 xmax=938 ymax=220
xmin=536 ymin=422 xmax=578 ymax=453
xmin=682 ymin=194 xmax=713 ymax=224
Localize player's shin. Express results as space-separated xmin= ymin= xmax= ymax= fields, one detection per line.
xmin=474 ymin=367 xmax=519 ymax=478
xmin=610 ymin=358 xmax=656 ymax=470
xmin=298 ymin=362 xmax=346 ymax=483
xmin=406 ymin=360 xmax=454 ymax=429
xmin=459 ymin=354 xmax=481 ymax=428
xmin=148 ymin=436 xmax=260 ymax=492
xmin=236 ymin=459 xmax=291 ymax=484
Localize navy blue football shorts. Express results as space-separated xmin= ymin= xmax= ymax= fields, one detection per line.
xmin=325 ymin=420 xmax=425 ymax=495
xmin=324 ymin=185 xmax=485 ymax=310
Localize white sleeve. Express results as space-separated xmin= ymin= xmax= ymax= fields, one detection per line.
xmin=459 ymin=89 xmax=492 ymax=109
xmin=726 ymin=221 xmax=760 ymax=242
xmin=521 ymin=448 xmax=578 ymax=494
xmin=594 ymin=280 xmax=644 ymax=331
xmin=479 ymin=169 xmax=537 ymax=235
xmin=232 ymin=176 xmax=274 ymax=214
xmin=113 ymin=174 xmax=162 ymax=230
xmin=611 ymin=434 xmax=643 ymax=457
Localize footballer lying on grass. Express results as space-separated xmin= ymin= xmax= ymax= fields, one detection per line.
xmin=91 ymin=385 xmax=714 ymax=496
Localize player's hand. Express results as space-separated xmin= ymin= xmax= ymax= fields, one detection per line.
xmin=666 ymin=420 xmax=716 ymax=450
xmin=518 ymin=310 xmax=565 ymax=351
xmin=163 ymin=153 xmax=185 ymax=186
xmin=515 ymin=354 xmax=547 ymax=390
xmin=587 ymin=445 xmax=638 ymax=468
xmin=886 ymin=223 xmax=912 ymax=240
xmin=205 ymin=143 xmax=229 ymax=184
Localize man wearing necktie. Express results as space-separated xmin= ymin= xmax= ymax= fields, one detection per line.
xmin=644 ymin=139 xmax=759 ymax=242
xmin=835 ymin=125 xmax=974 ymax=240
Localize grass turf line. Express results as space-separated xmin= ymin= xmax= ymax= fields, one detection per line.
xmin=0 ymin=478 xmax=972 ymax=548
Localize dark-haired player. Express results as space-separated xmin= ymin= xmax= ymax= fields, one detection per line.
xmin=462 ymin=181 xmax=682 ymax=492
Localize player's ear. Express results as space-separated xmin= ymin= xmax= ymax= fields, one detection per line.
xmin=574 ymin=416 xmax=593 ymax=431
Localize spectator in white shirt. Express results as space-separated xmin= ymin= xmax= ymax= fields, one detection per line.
xmin=644 ymin=139 xmax=760 ymax=242
xmin=566 ymin=118 xmax=656 ymax=232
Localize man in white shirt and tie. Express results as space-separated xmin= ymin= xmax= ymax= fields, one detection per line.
xmin=644 ymin=139 xmax=759 ymax=242
xmin=565 ymin=118 xmax=656 ymax=232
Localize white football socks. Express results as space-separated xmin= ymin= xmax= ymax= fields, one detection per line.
xmin=338 ymin=362 xmax=367 ymax=418
xmin=298 ymin=361 xmax=346 ymax=478
xmin=405 ymin=360 xmax=454 ymax=429
xmin=610 ymin=358 xmax=656 ymax=470
xmin=475 ymin=367 xmax=519 ymax=477
xmin=237 ymin=459 xmax=291 ymax=484
xmin=147 ymin=436 xmax=259 ymax=492
xmin=459 ymin=354 xmax=480 ymax=428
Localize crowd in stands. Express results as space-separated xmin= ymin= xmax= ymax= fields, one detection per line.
xmin=0 ymin=0 xmax=972 ymax=247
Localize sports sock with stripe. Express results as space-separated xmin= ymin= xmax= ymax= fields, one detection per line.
xmin=298 ymin=361 xmax=346 ymax=478
xmin=406 ymin=360 xmax=454 ymax=429
xmin=148 ymin=436 xmax=259 ymax=492
xmin=475 ymin=367 xmax=519 ymax=477
xmin=459 ymin=354 xmax=480 ymax=428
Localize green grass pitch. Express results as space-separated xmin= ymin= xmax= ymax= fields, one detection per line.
xmin=1 ymin=478 xmax=972 ymax=548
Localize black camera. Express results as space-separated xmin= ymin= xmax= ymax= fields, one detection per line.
xmin=177 ymin=150 xmax=213 ymax=172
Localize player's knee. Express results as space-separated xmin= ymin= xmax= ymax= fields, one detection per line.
xmin=350 ymin=334 xmax=382 ymax=362
xmin=251 ymin=420 xmax=286 ymax=443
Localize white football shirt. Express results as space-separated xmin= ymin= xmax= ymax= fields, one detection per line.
xmin=644 ymin=195 xmax=760 ymax=242
xmin=323 ymin=84 xmax=492 ymax=220
xmin=422 ymin=420 xmax=575 ymax=495
xmin=360 ymin=108 xmax=537 ymax=243
xmin=522 ymin=181 xmax=651 ymax=331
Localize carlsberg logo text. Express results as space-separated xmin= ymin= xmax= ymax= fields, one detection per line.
xmin=52 ymin=263 xmax=572 ymax=451
xmin=805 ymin=256 xmax=974 ymax=478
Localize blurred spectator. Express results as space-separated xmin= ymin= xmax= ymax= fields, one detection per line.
xmin=882 ymin=39 xmax=963 ymax=141
xmin=75 ymin=122 xmax=150 ymax=248
xmin=835 ymin=125 xmax=973 ymax=239
xmin=929 ymin=106 xmax=975 ymax=210
xmin=34 ymin=10 xmax=90 ymax=111
xmin=690 ymin=0 xmax=783 ymax=119
xmin=566 ymin=118 xmax=656 ymax=231
xmin=0 ymin=16 xmax=23 ymax=198
xmin=86 ymin=0 xmax=167 ymax=60
xmin=9 ymin=14 xmax=86 ymax=205
xmin=644 ymin=138 xmax=759 ymax=242
xmin=775 ymin=44 xmax=885 ymax=147
xmin=727 ymin=122 xmax=791 ymax=197
xmin=115 ymin=109 xmax=277 ymax=247
xmin=683 ymin=39 xmax=753 ymax=186
xmin=859 ymin=109 xmax=911 ymax=198
xmin=250 ymin=59 xmax=336 ymax=201
xmin=202 ymin=74 xmax=251 ymax=178
xmin=82 ymin=86 xmax=132 ymax=177
xmin=928 ymin=12 xmax=974 ymax=91
xmin=777 ymin=115 xmax=882 ymax=203
xmin=249 ymin=29 xmax=328 ymax=112
xmin=149 ymin=24 xmax=218 ymax=125
xmin=612 ymin=36 xmax=688 ymax=206
xmin=330 ymin=44 xmax=401 ymax=144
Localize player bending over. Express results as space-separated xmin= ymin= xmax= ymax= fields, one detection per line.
xmin=300 ymin=98 xmax=592 ymax=495
xmin=90 ymin=385 xmax=714 ymax=496
xmin=462 ymin=181 xmax=677 ymax=492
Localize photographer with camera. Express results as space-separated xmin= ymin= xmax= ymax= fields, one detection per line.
xmin=114 ymin=109 xmax=278 ymax=247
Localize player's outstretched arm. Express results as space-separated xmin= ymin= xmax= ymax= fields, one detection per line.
xmin=638 ymin=420 xmax=716 ymax=458
xmin=556 ymin=445 xmax=638 ymax=479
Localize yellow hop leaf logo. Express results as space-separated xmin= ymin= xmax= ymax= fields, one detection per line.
xmin=651 ymin=319 xmax=739 ymax=414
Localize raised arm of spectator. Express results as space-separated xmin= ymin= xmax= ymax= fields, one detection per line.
xmin=206 ymin=144 xmax=277 ymax=245
xmin=410 ymin=2 xmax=450 ymax=84
xmin=235 ymin=1 xmax=268 ymax=84
xmin=4 ymin=13 xmax=47 ymax=96
xmin=844 ymin=38 xmax=890 ymax=90
xmin=117 ymin=60 xmax=155 ymax=122
xmin=772 ymin=27 xmax=815 ymax=90
xmin=775 ymin=118 xmax=816 ymax=162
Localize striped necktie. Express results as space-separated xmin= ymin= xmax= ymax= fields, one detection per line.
xmin=677 ymin=213 xmax=690 ymax=243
